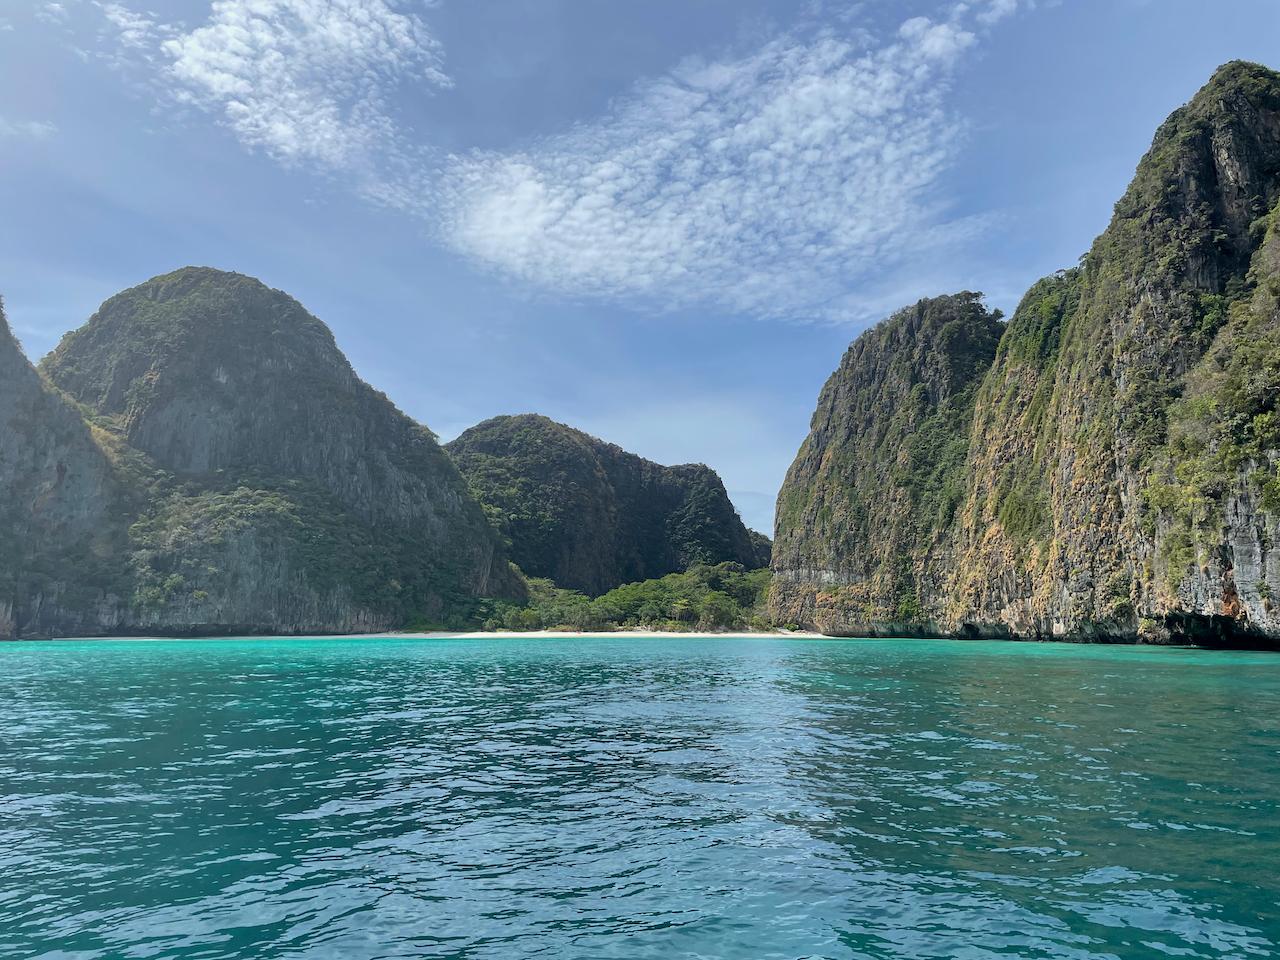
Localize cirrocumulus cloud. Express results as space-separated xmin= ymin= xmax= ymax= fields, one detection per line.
xmin=436 ymin=6 xmax=1011 ymax=321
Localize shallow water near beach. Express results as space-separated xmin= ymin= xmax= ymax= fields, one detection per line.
xmin=1 ymin=635 xmax=1277 ymax=959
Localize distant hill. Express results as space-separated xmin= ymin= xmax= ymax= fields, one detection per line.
xmin=447 ymin=414 xmax=768 ymax=595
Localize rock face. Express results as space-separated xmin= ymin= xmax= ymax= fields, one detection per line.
xmin=772 ymin=61 xmax=1280 ymax=646
xmin=1 ymin=267 xmax=520 ymax=638
xmin=447 ymin=414 xmax=765 ymax=595
xmin=0 ymin=302 xmax=127 ymax=638
xmin=770 ymin=294 xmax=1004 ymax=634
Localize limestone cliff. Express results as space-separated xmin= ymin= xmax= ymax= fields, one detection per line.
xmin=769 ymin=294 xmax=1004 ymax=634
xmin=772 ymin=61 xmax=1280 ymax=645
xmin=0 ymin=301 xmax=128 ymax=637
xmin=2 ymin=267 xmax=520 ymax=638
xmin=446 ymin=414 xmax=765 ymax=595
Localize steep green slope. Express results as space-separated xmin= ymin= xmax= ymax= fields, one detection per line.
xmin=446 ymin=414 xmax=765 ymax=595
xmin=23 ymin=267 xmax=521 ymax=635
xmin=773 ymin=61 xmax=1280 ymax=644
xmin=1141 ymin=201 xmax=1280 ymax=640
xmin=769 ymin=294 xmax=1004 ymax=633
xmin=946 ymin=270 xmax=1082 ymax=634
xmin=0 ymin=301 xmax=129 ymax=638
xmin=950 ymin=60 xmax=1280 ymax=642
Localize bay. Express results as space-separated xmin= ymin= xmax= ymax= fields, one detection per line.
xmin=1 ymin=636 xmax=1276 ymax=959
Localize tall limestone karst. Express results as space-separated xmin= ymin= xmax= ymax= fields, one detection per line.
xmin=1 ymin=266 xmax=521 ymax=637
xmin=770 ymin=293 xmax=1004 ymax=634
xmin=447 ymin=414 xmax=766 ymax=595
xmin=772 ymin=61 xmax=1280 ymax=645
xmin=0 ymin=300 xmax=127 ymax=638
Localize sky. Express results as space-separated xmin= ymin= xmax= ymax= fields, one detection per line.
xmin=1 ymin=0 xmax=1278 ymax=535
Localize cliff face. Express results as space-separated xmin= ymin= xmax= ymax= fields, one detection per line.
xmin=1141 ymin=192 xmax=1280 ymax=642
xmin=2 ymin=268 xmax=519 ymax=638
xmin=0 ymin=303 xmax=128 ymax=637
xmin=772 ymin=61 xmax=1280 ymax=645
xmin=770 ymin=294 xmax=1004 ymax=634
xmin=446 ymin=414 xmax=765 ymax=595
xmin=946 ymin=271 xmax=1082 ymax=636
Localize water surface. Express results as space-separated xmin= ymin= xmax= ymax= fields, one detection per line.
xmin=1 ymin=636 xmax=1277 ymax=959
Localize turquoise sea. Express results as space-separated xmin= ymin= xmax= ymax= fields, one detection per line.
xmin=1 ymin=636 xmax=1277 ymax=959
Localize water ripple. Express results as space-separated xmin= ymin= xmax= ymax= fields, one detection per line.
xmin=0 ymin=636 xmax=1277 ymax=959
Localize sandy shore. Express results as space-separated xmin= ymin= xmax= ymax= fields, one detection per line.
xmin=386 ymin=629 xmax=829 ymax=640
xmin=7 ymin=629 xmax=830 ymax=642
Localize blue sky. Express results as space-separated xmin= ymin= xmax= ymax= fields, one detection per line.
xmin=1 ymin=0 xmax=1278 ymax=534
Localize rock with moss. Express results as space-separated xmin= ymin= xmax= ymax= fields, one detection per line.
xmin=951 ymin=59 xmax=1280 ymax=643
xmin=446 ymin=414 xmax=764 ymax=595
xmin=1142 ymin=191 xmax=1280 ymax=641
xmin=747 ymin=529 xmax=773 ymax=569
xmin=769 ymin=293 xmax=1004 ymax=635
xmin=772 ymin=61 xmax=1280 ymax=646
xmin=1 ymin=267 xmax=521 ymax=638
xmin=0 ymin=301 xmax=132 ymax=637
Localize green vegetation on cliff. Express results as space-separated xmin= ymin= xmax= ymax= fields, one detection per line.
xmin=9 ymin=63 xmax=1280 ymax=647
xmin=1146 ymin=202 xmax=1280 ymax=591
xmin=0 ymin=299 xmax=134 ymax=637
xmin=447 ymin=414 xmax=765 ymax=595
xmin=773 ymin=60 xmax=1280 ymax=645
xmin=127 ymin=475 xmax=508 ymax=631
xmin=771 ymin=293 xmax=1004 ymax=632
xmin=5 ymin=271 xmax=769 ymax=637
xmin=3 ymin=268 xmax=522 ymax=638
xmin=983 ymin=270 xmax=1081 ymax=546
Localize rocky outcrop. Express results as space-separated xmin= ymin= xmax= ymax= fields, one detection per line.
xmin=447 ymin=414 xmax=765 ymax=595
xmin=747 ymin=529 xmax=773 ymax=570
xmin=1139 ymin=192 xmax=1280 ymax=644
xmin=1 ymin=267 xmax=521 ymax=638
xmin=0 ymin=302 xmax=129 ymax=637
xmin=769 ymin=293 xmax=1004 ymax=634
xmin=772 ymin=61 xmax=1280 ymax=646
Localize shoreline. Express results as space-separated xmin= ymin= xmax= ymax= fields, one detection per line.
xmin=4 ymin=630 xmax=1276 ymax=650
xmin=398 ymin=629 xmax=828 ymax=640
xmin=3 ymin=629 xmax=830 ymax=642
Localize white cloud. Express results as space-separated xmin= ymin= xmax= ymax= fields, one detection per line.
xmin=899 ymin=16 xmax=975 ymax=63
xmin=87 ymin=1 xmax=1030 ymax=323
xmin=37 ymin=2 xmax=70 ymax=24
xmin=97 ymin=2 xmax=159 ymax=49
xmin=0 ymin=117 xmax=58 ymax=139
xmin=952 ymin=0 xmax=1034 ymax=25
xmin=159 ymin=0 xmax=449 ymax=171
xmin=438 ymin=8 xmax=1003 ymax=322
xmin=977 ymin=0 xmax=1022 ymax=23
